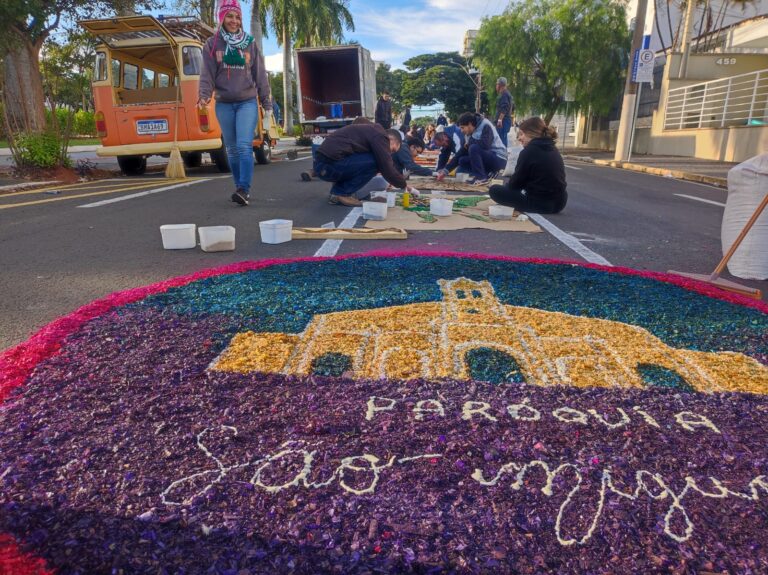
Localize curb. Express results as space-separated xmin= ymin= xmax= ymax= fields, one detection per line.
xmin=563 ymin=155 xmax=728 ymax=189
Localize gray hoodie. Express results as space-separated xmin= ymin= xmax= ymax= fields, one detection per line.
xmin=199 ymin=31 xmax=272 ymax=110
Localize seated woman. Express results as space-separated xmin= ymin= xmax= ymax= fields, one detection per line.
xmin=489 ymin=117 xmax=567 ymax=214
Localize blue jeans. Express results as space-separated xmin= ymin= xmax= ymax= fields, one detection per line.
xmin=458 ymin=146 xmax=507 ymax=179
xmin=215 ymin=99 xmax=258 ymax=194
xmin=314 ymin=152 xmax=379 ymax=197
xmin=497 ymin=117 xmax=512 ymax=147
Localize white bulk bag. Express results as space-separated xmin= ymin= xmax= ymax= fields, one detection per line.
xmin=502 ymin=144 xmax=524 ymax=176
xmin=722 ymin=153 xmax=768 ymax=279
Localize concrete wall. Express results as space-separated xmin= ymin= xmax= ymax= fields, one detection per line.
xmin=647 ymin=124 xmax=768 ymax=161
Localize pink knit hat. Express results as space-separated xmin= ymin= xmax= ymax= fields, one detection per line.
xmin=217 ymin=0 xmax=242 ymax=24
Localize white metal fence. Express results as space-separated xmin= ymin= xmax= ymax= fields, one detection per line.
xmin=664 ymin=69 xmax=768 ymax=130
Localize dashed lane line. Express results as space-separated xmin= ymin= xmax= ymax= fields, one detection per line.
xmin=313 ymin=207 xmax=363 ymax=257
xmin=528 ymin=213 xmax=612 ymax=266
xmin=674 ymin=194 xmax=726 ymax=207
xmin=78 ymin=178 xmax=216 ymax=207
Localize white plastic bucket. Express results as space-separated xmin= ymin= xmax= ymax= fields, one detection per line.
xmin=362 ymin=201 xmax=387 ymax=220
xmin=489 ymin=204 xmax=515 ymax=220
xmin=259 ymin=219 xmax=292 ymax=244
xmin=430 ymin=198 xmax=454 ymax=216
xmin=160 ymin=224 xmax=196 ymax=249
xmin=199 ymin=225 xmax=236 ymax=252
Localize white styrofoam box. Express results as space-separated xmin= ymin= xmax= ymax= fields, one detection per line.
xmin=362 ymin=201 xmax=387 ymax=220
xmin=489 ymin=204 xmax=515 ymax=220
xmin=722 ymin=153 xmax=768 ymax=279
xmin=160 ymin=224 xmax=196 ymax=249
xmin=259 ymin=219 xmax=292 ymax=244
xmin=199 ymin=225 xmax=236 ymax=252
xmin=430 ymin=198 xmax=454 ymax=216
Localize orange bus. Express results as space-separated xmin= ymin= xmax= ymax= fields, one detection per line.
xmin=79 ymin=15 xmax=279 ymax=175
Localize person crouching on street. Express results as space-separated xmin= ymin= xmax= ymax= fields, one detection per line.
xmin=488 ymin=117 xmax=567 ymax=214
xmin=437 ymin=112 xmax=507 ymax=185
xmin=314 ymin=122 xmax=413 ymax=207
xmin=198 ymin=0 xmax=272 ymax=207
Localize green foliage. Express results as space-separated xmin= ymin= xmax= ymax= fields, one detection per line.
xmin=376 ymin=63 xmax=402 ymax=101
xmin=15 ymin=131 xmax=71 ymax=169
xmin=400 ymin=52 xmax=478 ymax=119
xmin=74 ymin=110 xmax=96 ymax=136
xmin=41 ymin=30 xmax=97 ymax=111
xmin=473 ymin=0 xmax=629 ymax=122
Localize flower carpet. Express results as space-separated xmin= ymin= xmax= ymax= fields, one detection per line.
xmin=1 ymin=253 xmax=767 ymax=574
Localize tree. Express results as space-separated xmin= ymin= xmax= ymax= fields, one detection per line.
xmin=41 ymin=29 xmax=98 ymax=112
xmin=0 ymin=0 xmax=155 ymax=135
xmin=399 ymin=52 xmax=477 ymax=119
xmin=259 ymin=0 xmax=354 ymax=133
xmin=473 ymin=0 xmax=629 ymax=124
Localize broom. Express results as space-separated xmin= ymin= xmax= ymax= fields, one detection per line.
xmin=165 ymin=41 xmax=186 ymax=179
xmin=669 ymin=192 xmax=767 ymax=300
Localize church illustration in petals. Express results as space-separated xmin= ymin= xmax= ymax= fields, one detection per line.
xmin=211 ymin=278 xmax=768 ymax=393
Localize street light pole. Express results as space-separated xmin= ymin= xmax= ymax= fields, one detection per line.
xmin=614 ymin=0 xmax=649 ymax=162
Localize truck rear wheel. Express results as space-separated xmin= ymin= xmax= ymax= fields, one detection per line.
xmin=210 ymin=145 xmax=230 ymax=173
xmin=183 ymin=152 xmax=202 ymax=168
xmin=254 ymin=140 xmax=272 ymax=165
xmin=117 ymin=155 xmax=147 ymax=176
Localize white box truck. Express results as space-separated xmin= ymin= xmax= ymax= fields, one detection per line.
xmin=295 ymin=44 xmax=376 ymax=133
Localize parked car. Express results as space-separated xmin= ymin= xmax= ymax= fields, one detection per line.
xmin=79 ymin=15 xmax=279 ymax=175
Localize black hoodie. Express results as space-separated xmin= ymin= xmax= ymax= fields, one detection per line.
xmin=508 ymin=137 xmax=566 ymax=199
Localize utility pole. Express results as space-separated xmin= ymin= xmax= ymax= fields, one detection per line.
xmin=614 ymin=0 xmax=649 ymax=162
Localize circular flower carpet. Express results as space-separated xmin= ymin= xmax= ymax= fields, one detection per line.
xmin=1 ymin=253 xmax=767 ymax=575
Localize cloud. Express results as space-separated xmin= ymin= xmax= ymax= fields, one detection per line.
xmin=264 ymin=52 xmax=283 ymax=73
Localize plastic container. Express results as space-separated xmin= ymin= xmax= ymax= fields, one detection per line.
xmin=430 ymin=198 xmax=454 ymax=216
xmin=199 ymin=225 xmax=236 ymax=252
xmin=456 ymin=173 xmax=470 ymax=183
xmin=362 ymin=201 xmax=388 ymax=220
xmin=489 ymin=204 xmax=515 ymax=220
xmin=385 ymin=191 xmax=396 ymax=207
xmin=259 ymin=219 xmax=292 ymax=244
xmin=160 ymin=224 xmax=197 ymax=249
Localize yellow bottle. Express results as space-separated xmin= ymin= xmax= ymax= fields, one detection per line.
xmin=402 ymin=190 xmax=410 ymax=208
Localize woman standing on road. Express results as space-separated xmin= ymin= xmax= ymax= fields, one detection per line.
xmin=488 ymin=117 xmax=567 ymax=214
xmin=198 ymin=0 xmax=272 ymax=206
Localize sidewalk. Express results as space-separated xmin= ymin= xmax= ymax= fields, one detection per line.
xmin=562 ymin=149 xmax=739 ymax=188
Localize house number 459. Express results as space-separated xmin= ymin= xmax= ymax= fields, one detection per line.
xmin=715 ymin=57 xmax=737 ymax=65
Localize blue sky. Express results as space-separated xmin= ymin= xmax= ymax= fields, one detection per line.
xmin=242 ymin=0 xmax=509 ymax=72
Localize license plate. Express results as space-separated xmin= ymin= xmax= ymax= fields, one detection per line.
xmin=136 ymin=119 xmax=168 ymax=135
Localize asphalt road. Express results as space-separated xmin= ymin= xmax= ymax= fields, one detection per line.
xmin=1 ymin=153 xmax=765 ymax=352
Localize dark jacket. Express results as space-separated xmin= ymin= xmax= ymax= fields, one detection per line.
xmin=375 ymin=97 xmax=392 ymax=129
xmin=392 ymin=143 xmax=433 ymax=176
xmin=495 ymin=89 xmax=513 ymax=122
xmin=436 ymin=125 xmax=465 ymax=171
xmin=316 ymin=123 xmax=407 ymax=188
xmin=199 ymin=32 xmax=272 ymax=109
xmin=508 ymin=138 xmax=566 ymax=199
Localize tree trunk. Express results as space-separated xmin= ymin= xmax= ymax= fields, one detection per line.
xmin=3 ymin=31 xmax=47 ymax=134
xmin=282 ymin=21 xmax=294 ymax=134
xmin=250 ymin=0 xmax=264 ymax=55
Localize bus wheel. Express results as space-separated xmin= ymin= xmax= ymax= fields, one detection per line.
xmin=183 ymin=152 xmax=202 ymax=168
xmin=254 ymin=140 xmax=272 ymax=165
xmin=210 ymin=145 xmax=230 ymax=173
xmin=117 ymin=155 xmax=147 ymax=176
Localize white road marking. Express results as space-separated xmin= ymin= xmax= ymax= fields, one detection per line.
xmin=528 ymin=213 xmax=612 ymax=266
xmin=674 ymin=194 xmax=726 ymax=207
xmin=77 ymin=178 xmax=214 ymax=207
xmin=564 ymin=164 xmax=582 ymax=170
xmin=313 ymin=207 xmax=362 ymax=257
